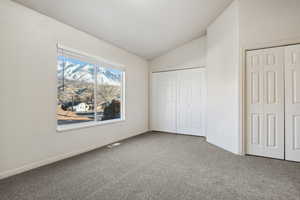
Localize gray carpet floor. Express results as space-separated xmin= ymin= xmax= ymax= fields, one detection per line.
xmin=0 ymin=132 xmax=300 ymax=200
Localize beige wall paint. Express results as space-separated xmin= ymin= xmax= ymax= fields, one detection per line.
xmin=2 ymin=0 xmax=300 ymax=178
xmin=150 ymin=37 xmax=206 ymax=72
xmin=149 ymin=0 xmax=300 ymax=156
xmin=206 ymin=0 xmax=300 ymax=155
xmin=149 ymin=36 xmax=207 ymax=132
xmin=239 ymin=0 xmax=300 ymax=48
xmin=206 ymin=1 xmax=240 ymax=154
xmin=0 ymin=0 xmax=149 ymax=178
xmin=238 ymin=0 xmax=300 ymax=154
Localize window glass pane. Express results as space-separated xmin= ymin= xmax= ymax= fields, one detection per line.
xmin=57 ymin=55 xmax=95 ymax=125
xmin=96 ymin=66 xmax=122 ymax=121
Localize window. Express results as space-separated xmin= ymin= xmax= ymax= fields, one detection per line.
xmin=57 ymin=45 xmax=125 ymax=131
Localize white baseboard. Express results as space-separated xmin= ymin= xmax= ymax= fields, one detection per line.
xmin=0 ymin=130 xmax=149 ymax=180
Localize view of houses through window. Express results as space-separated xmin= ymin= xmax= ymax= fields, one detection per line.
xmin=57 ymin=51 xmax=123 ymax=127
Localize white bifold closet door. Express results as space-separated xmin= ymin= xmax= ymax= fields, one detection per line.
xmin=151 ymin=68 xmax=206 ymax=136
xmin=246 ymin=44 xmax=300 ymax=162
xmin=151 ymin=71 xmax=178 ymax=133
xmin=177 ymin=68 xmax=206 ymax=135
xmin=246 ymin=47 xmax=285 ymax=159
xmin=285 ymin=45 xmax=300 ymax=162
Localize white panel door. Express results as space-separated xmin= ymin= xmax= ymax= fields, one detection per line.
xmin=285 ymin=44 xmax=300 ymax=162
xmin=177 ymin=68 xmax=206 ymax=136
xmin=246 ymin=47 xmax=285 ymax=159
xmin=151 ymin=71 xmax=177 ymax=133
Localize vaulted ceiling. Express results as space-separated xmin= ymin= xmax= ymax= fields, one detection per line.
xmin=14 ymin=0 xmax=233 ymax=60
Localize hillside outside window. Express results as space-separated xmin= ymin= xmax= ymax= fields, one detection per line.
xmin=57 ymin=45 xmax=125 ymax=131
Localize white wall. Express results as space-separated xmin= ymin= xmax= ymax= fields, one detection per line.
xmin=149 ymin=36 xmax=207 ymax=131
xmin=205 ymin=0 xmax=300 ymax=155
xmin=150 ymin=37 xmax=206 ymax=72
xmin=0 ymin=0 xmax=149 ymax=179
xmin=239 ymin=0 xmax=300 ymax=48
xmin=149 ymin=0 xmax=300 ymax=156
xmin=2 ymin=0 xmax=300 ymax=178
xmin=237 ymin=0 xmax=300 ymax=154
xmin=206 ymin=1 xmax=240 ymax=154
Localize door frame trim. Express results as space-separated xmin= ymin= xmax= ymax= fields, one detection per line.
xmin=239 ymin=37 xmax=300 ymax=156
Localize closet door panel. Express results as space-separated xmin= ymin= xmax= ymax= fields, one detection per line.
xmin=246 ymin=47 xmax=284 ymax=159
xmin=177 ymin=68 xmax=205 ymax=136
xmin=263 ymin=47 xmax=285 ymax=158
xmin=177 ymin=77 xmax=193 ymax=133
xmin=285 ymin=44 xmax=300 ymax=162
xmin=246 ymin=50 xmax=265 ymax=156
xmin=151 ymin=73 xmax=159 ymax=131
xmin=151 ymin=72 xmax=177 ymax=133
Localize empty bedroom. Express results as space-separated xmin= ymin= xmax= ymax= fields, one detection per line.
xmin=0 ymin=0 xmax=300 ymax=199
